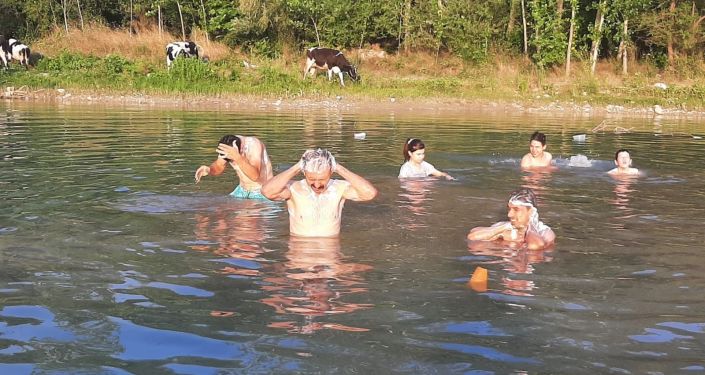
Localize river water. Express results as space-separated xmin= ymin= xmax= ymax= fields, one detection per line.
xmin=1 ymin=102 xmax=704 ymax=374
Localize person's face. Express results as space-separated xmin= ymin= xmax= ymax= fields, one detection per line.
xmin=615 ymin=151 xmax=632 ymax=169
xmin=507 ymin=203 xmax=531 ymax=229
xmin=529 ymin=140 xmax=546 ymax=157
xmin=304 ymin=168 xmax=333 ymax=194
xmin=409 ymin=148 xmax=426 ymax=164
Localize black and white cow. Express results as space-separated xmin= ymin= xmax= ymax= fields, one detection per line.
xmin=166 ymin=41 xmax=199 ymax=68
xmin=303 ymin=47 xmax=359 ymax=86
xmin=0 ymin=36 xmax=30 ymax=70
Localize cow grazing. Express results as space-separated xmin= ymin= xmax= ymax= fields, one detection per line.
xmin=0 ymin=37 xmax=30 ymax=70
xmin=166 ymin=41 xmax=200 ymax=68
xmin=303 ymin=47 xmax=359 ymax=86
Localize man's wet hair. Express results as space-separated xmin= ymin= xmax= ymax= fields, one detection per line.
xmin=301 ymin=148 xmax=336 ymax=173
xmin=530 ymin=131 xmax=546 ymax=146
xmin=508 ymin=187 xmax=537 ymax=208
xmin=219 ymin=134 xmax=242 ymax=150
xmin=218 ymin=135 xmax=242 ymax=161
xmin=403 ymin=138 xmax=425 ymax=162
xmin=614 ymin=148 xmax=631 ymax=161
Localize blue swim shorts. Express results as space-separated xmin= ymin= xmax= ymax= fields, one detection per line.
xmin=230 ymin=185 xmax=268 ymax=200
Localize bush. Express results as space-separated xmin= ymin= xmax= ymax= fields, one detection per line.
xmin=38 ymin=51 xmax=99 ymax=72
xmin=101 ymin=54 xmax=136 ymax=75
xmin=168 ymin=58 xmax=220 ymax=81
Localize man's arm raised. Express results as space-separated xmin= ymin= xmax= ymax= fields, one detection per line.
xmin=338 ymin=164 xmax=378 ymax=202
xmin=261 ymin=162 xmax=301 ymax=201
xmin=217 ymin=142 xmax=261 ymax=182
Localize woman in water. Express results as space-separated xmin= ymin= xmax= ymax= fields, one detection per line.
xmin=398 ymin=138 xmax=454 ymax=180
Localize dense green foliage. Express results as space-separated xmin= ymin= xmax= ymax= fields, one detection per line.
xmin=1 ymin=0 xmax=705 ymax=69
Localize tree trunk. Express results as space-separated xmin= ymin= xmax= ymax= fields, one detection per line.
xmin=565 ymin=2 xmax=575 ymax=77
xmin=507 ymin=0 xmax=517 ymax=36
xmin=177 ymin=0 xmax=186 ymax=41
xmin=200 ymin=0 xmax=209 ymax=42
xmin=589 ymin=2 xmax=605 ymax=75
xmin=667 ymin=0 xmax=676 ymax=63
xmin=61 ymin=0 xmax=69 ymax=34
xmin=311 ymin=16 xmax=321 ymax=47
xmin=621 ymin=18 xmax=628 ymax=75
xmin=76 ymin=0 xmax=84 ymax=30
xmin=158 ymin=5 xmax=162 ymax=37
xmin=403 ymin=0 xmax=412 ymax=54
xmin=129 ymin=0 xmax=133 ymax=36
xmin=48 ymin=0 xmax=58 ymax=28
xmin=521 ymin=0 xmax=528 ymax=57
xmin=557 ymin=0 xmax=564 ymax=15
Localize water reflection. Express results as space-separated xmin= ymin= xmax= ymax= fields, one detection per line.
xmin=397 ymin=179 xmax=434 ymax=230
xmin=467 ymin=241 xmax=553 ymax=296
xmin=261 ymin=237 xmax=373 ymax=334
xmin=521 ymin=169 xmax=553 ymax=202
xmin=191 ymin=200 xmax=279 ymax=277
xmin=609 ymin=175 xmax=638 ymax=228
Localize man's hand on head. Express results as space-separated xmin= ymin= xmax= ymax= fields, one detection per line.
xmin=217 ymin=143 xmax=241 ymax=162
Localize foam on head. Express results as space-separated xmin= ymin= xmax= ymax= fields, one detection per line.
xmin=301 ymin=148 xmax=336 ymax=174
xmin=508 ymin=188 xmax=537 ymax=208
xmin=507 ymin=188 xmax=549 ymax=234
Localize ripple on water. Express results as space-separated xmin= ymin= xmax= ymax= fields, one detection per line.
xmin=416 ymin=321 xmax=511 ymax=337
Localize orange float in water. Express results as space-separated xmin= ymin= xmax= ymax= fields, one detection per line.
xmin=468 ymin=266 xmax=488 ymax=292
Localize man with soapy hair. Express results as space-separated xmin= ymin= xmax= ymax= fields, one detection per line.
xmin=261 ymin=148 xmax=377 ymax=237
xmin=467 ymin=188 xmax=555 ymax=250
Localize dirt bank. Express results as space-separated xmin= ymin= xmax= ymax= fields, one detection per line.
xmin=2 ymin=85 xmax=705 ymax=120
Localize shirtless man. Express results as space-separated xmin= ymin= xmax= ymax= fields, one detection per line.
xmin=608 ymin=149 xmax=640 ymax=176
xmin=261 ymin=148 xmax=377 ymax=237
xmin=520 ymin=131 xmax=553 ymax=169
xmin=194 ymin=134 xmax=273 ymax=199
xmin=467 ymin=188 xmax=555 ymax=250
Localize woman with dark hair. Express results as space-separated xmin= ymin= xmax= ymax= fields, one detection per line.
xmin=520 ymin=131 xmax=553 ymax=169
xmin=467 ymin=188 xmax=555 ymax=250
xmin=398 ymin=138 xmax=454 ymax=180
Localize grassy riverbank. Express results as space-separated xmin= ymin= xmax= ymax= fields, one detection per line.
xmin=2 ymin=26 xmax=705 ymax=110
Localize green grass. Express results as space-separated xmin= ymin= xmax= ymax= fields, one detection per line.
xmin=2 ymin=51 xmax=705 ymax=109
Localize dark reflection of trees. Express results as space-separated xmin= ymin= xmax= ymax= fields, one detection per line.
xmin=261 ymin=237 xmax=373 ymax=334
xmin=467 ymin=241 xmax=553 ymax=297
xmin=397 ymin=179 xmax=434 ymax=230
xmin=191 ymin=200 xmax=276 ymax=277
xmin=609 ymin=176 xmax=638 ymax=229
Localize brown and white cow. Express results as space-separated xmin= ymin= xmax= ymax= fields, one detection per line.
xmin=0 ymin=36 xmax=30 ymax=70
xmin=303 ymin=47 xmax=359 ymax=86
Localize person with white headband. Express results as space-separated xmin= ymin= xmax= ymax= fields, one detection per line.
xmin=262 ymin=148 xmax=377 ymax=237
xmin=467 ymin=188 xmax=555 ymax=250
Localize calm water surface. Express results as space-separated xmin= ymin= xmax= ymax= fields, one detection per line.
xmin=1 ymin=102 xmax=704 ymax=374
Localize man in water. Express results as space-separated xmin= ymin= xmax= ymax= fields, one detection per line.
xmin=261 ymin=148 xmax=377 ymax=237
xmin=521 ymin=131 xmax=553 ymax=169
xmin=194 ymin=134 xmax=273 ymax=199
xmin=608 ymin=149 xmax=640 ymax=176
xmin=467 ymin=188 xmax=555 ymax=250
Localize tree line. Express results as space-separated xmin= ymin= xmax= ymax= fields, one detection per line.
xmin=1 ymin=0 xmax=704 ymax=73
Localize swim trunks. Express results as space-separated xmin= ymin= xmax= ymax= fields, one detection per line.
xmin=230 ymin=185 xmax=268 ymax=200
